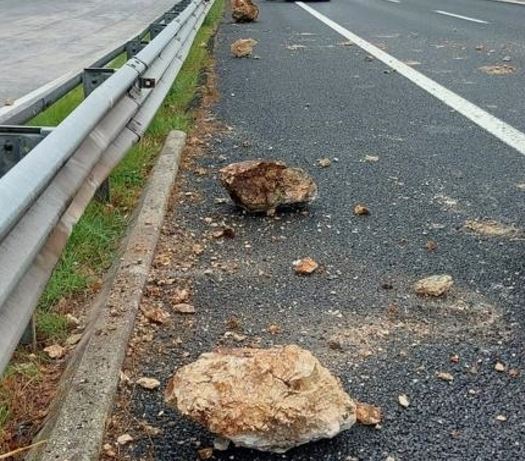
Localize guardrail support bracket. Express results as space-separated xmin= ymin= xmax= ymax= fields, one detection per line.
xmin=0 ymin=126 xmax=53 ymax=177
xmin=126 ymin=39 xmax=149 ymax=59
xmin=82 ymin=67 xmax=116 ymax=98
xmin=149 ymin=23 xmax=167 ymax=40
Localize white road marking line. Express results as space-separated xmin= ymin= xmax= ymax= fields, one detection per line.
xmin=433 ymin=10 xmax=489 ymax=24
xmin=383 ymin=0 xmax=401 ymax=4
xmin=295 ymin=2 xmax=525 ymax=157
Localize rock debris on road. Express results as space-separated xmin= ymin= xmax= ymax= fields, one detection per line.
xmin=103 ymin=1 xmax=524 ymax=460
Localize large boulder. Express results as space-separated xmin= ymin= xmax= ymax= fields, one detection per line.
xmin=218 ymin=160 xmax=318 ymax=214
xmin=231 ymin=0 xmax=259 ymax=23
xmin=165 ymin=345 xmax=356 ymax=453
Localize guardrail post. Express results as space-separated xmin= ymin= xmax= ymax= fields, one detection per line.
xmin=20 ymin=314 xmax=37 ymax=350
xmin=82 ymin=68 xmax=116 ymax=202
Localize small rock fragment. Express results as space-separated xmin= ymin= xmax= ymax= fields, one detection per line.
xmin=173 ymin=303 xmax=196 ymax=314
xmin=327 ymin=338 xmax=344 ymax=351
xmin=65 ymin=314 xmax=81 ymax=326
xmin=212 ymin=227 xmax=236 ymax=239
xmin=414 ymin=274 xmax=453 ymax=297
xmin=120 ymin=371 xmax=132 ymax=384
xmin=214 ymin=438 xmax=230 ymax=451
xmin=136 ymin=377 xmax=161 ymax=390
xmin=293 ymin=257 xmax=319 ymax=275
xmin=231 ymin=38 xmax=258 ymax=58
xmin=65 ymin=333 xmax=83 ymax=346
xmin=463 ymin=219 xmax=521 ymax=238
xmin=353 ymin=204 xmax=369 ymax=216
xmin=398 ymin=394 xmax=410 ymax=408
xmin=355 ymin=402 xmax=382 ymax=425
xmin=425 ymin=240 xmax=438 ymax=252
xmin=165 ymin=345 xmax=356 ymax=453
xmin=103 ymin=443 xmax=116 ymax=458
xmin=44 ymin=344 xmax=66 ymax=359
xmin=117 ymin=434 xmax=133 ymax=445
xmin=479 ymin=64 xmax=515 ymax=75
xmin=219 ymin=160 xmax=318 ymax=214
xmin=508 ymin=368 xmax=520 ymax=378
xmin=198 ymin=448 xmax=214 ymax=460
xmin=495 ymin=415 xmax=507 ymax=422
xmin=231 ymin=0 xmax=259 ymax=22
xmin=224 ymin=331 xmax=247 ymax=342
xmin=226 ymin=316 xmax=242 ymax=330
xmin=143 ymin=307 xmax=170 ymax=324
xmin=267 ymin=323 xmax=281 ymax=335
xmin=172 ymin=288 xmax=191 ymax=304
xmin=140 ymin=421 xmax=162 ymax=436
xmin=193 ymin=243 xmax=205 ymax=255
xmin=450 ymin=354 xmax=460 ymax=364
xmin=363 ymin=154 xmax=379 ymax=163
xmin=317 ymin=158 xmax=332 ymax=168
xmin=436 ymin=372 xmax=454 ymax=382
xmin=494 ymin=362 xmax=506 ymax=372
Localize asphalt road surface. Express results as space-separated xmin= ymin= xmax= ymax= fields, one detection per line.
xmin=0 ymin=0 xmax=180 ymax=104
xmin=107 ymin=1 xmax=524 ymax=460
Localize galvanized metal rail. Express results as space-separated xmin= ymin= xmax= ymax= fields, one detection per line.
xmin=0 ymin=0 xmax=216 ymax=374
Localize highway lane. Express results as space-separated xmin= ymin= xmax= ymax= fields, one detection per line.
xmin=114 ymin=1 xmax=525 ymax=460
xmin=307 ymin=0 xmax=525 ymax=132
xmin=0 ymin=0 xmax=180 ymax=105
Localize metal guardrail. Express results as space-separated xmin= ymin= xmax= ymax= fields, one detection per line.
xmin=0 ymin=0 xmax=216 ymax=374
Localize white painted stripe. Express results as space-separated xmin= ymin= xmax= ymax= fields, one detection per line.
xmin=383 ymin=0 xmax=401 ymax=4
xmin=433 ymin=10 xmax=489 ymax=24
xmin=295 ymin=2 xmax=525 ymax=157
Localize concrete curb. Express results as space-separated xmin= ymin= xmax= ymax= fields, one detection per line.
xmin=29 ymin=130 xmax=187 ymax=461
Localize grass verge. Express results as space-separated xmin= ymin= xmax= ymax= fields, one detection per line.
xmin=0 ymin=0 xmax=224 ymax=453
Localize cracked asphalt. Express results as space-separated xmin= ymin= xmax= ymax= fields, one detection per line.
xmin=106 ymin=1 xmax=524 ymax=460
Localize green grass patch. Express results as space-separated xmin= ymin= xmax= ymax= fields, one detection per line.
xmin=35 ymin=311 xmax=69 ymax=342
xmin=30 ymin=86 xmax=84 ymax=127
xmin=0 ymin=405 xmax=9 ymax=431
